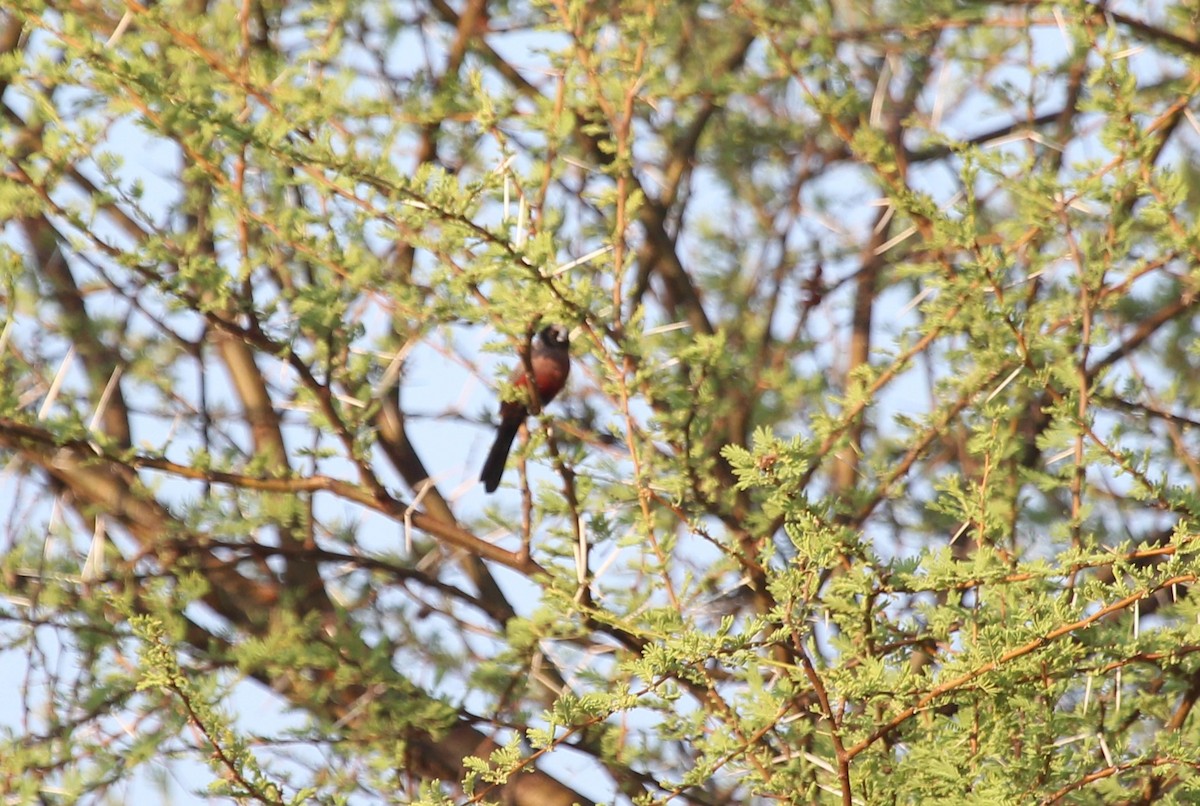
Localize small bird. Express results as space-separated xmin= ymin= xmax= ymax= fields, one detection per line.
xmin=480 ymin=325 xmax=571 ymax=493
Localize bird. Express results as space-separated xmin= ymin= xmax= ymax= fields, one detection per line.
xmin=479 ymin=324 xmax=571 ymax=493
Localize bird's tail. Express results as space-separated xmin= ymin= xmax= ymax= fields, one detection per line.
xmin=480 ymin=416 xmax=522 ymax=493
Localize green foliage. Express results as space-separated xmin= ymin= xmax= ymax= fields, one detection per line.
xmin=3 ymin=0 xmax=1200 ymax=804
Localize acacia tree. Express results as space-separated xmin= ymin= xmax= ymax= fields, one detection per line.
xmin=3 ymin=0 xmax=1200 ymax=803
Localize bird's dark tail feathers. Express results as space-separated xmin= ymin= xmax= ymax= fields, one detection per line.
xmin=480 ymin=416 xmax=522 ymax=493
